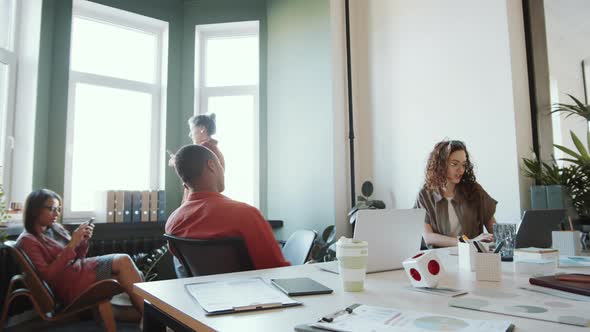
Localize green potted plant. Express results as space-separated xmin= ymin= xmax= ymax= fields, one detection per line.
xmin=522 ymin=94 xmax=590 ymax=225
xmin=0 ymin=186 xmax=9 ymax=242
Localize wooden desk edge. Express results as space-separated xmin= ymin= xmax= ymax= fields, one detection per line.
xmin=133 ymin=283 xmax=216 ymax=332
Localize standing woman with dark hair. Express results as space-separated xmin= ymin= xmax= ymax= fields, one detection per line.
xmin=16 ymin=189 xmax=145 ymax=315
xmin=171 ymin=113 xmax=225 ymax=204
xmin=415 ymin=140 xmax=497 ymax=248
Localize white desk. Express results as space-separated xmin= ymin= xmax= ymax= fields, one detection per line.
xmin=133 ymin=249 xmax=590 ymax=332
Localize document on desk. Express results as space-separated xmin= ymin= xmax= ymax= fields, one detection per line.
xmin=301 ymin=304 xmax=513 ymax=332
xmin=405 ymin=286 xmax=467 ymax=297
xmin=449 ymin=288 xmax=590 ymax=327
xmin=185 ymin=277 xmax=301 ymax=315
xmin=559 ymin=255 xmax=590 ymax=267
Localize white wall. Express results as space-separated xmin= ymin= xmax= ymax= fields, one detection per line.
xmin=11 ymin=0 xmax=42 ymax=204
xmin=348 ymin=0 xmax=532 ymax=224
xmin=545 ymin=0 xmax=590 ymax=155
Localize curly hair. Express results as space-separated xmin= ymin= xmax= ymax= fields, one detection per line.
xmin=423 ymin=140 xmax=478 ymax=199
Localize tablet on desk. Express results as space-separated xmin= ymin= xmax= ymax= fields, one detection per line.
xmin=271 ymin=277 xmax=333 ymax=296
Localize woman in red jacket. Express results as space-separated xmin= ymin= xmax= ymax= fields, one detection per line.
xmin=16 ymin=189 xmax=144 ymax=315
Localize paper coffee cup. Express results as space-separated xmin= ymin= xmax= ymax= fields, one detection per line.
xmin=336 ymin=237 xmax=368 ymax=292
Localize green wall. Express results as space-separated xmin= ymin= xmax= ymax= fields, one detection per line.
xmin=180 ymin=0 xmax=268 ymax=214
xmin=266 ymin=0 xmax=334 ymax=239
xmin=33 ymin=0 xmax=335 ymax=238
xmin=33 ymin=0 xmax=185 ymax=214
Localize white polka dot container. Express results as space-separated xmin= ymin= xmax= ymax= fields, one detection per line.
xmin=402 ymin=251 xmax=444 ymax=288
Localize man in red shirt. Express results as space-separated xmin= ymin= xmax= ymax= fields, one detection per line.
xmin=166 ymin=144 xmax=290 ymax=277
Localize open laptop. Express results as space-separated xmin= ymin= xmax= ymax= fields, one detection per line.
xmin=321 ymin=209 xmax=426 ymax=274
xmin=514 ymin=209 xmax=566 ymax=249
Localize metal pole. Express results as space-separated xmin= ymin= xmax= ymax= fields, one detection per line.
xmin=344 ymin=0 xmax=356 ymax=207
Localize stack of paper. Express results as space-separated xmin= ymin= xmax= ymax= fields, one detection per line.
xmin=514 ymin=247 xmax=559 ymax=261
xmin=514 ymin=248 xmax=558 ymax=276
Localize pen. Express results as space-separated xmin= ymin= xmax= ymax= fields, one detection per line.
xmin=493 ymin=240 xmax=505 ymax=254
xmin=321 ymin=304 xmax=360 ymax=322
xmin=568 ymin=216 xmax=575 ymax=231
xmin=472 ymin=241 xmax=484 ymax=253
xmin=461 ymin=234 xmax=470 ymax=243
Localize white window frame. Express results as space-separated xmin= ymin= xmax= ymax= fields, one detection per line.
xmin=64 ymin=0 xmax=168 ymax=218
xmin=0 ymin=0 xmax=19 ymax=204
xmin=194 ymin=21 xmax=260 ymax=207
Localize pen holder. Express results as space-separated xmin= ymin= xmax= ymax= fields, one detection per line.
xmin=552 ymin=231 xmax=582 ymax=256
xmin=458 ymin=242 xmax=476 ymax=272
xmin=474 ymin=252 xmax=501 ymax=282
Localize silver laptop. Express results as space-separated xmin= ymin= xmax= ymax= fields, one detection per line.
xmin=321 ymin=208 xmax=426 ymax=274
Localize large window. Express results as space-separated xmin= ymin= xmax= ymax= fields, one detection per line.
xmin=0 ymin=0 xmax=18 ymax=197
xmin=65 ymin=0 xmax=168 ymax=217
xmin=195 ymin=21 xmax=259 ymax=207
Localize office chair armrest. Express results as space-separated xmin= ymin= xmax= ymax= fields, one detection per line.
xmin=63 ymin=279 xmax=124 ymax=313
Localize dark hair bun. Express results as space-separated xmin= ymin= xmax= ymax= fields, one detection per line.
xmin=209 ymin=113 xmax=216 ymax=122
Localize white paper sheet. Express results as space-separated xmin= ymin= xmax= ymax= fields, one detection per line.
xmin=449 ymin=288 xmax=590 ymax=327
xmin=559 ymin=255 xmax=590 ymax=267
xmin=185 ymin=277 xmax=300 ymax=314
xmin=312 ymin=305 xmax=513 ymax=332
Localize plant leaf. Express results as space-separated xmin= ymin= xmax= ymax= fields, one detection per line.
xmin=567 ymin=94 xmax=587 ymax=110
xmin=554 ymin=144 xmax=582 ymax=160
xmin=570 ymin=131 xmax=590 ymax=160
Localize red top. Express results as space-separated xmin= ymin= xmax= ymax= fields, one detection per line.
xmin=202 ymin=138 xmax=225 ymax=169
xmin=165 ymin=191 xmax=290 ymax=269
xmin=16 ymin=226 xmax=99 ymax=305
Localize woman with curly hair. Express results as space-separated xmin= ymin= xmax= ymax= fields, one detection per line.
xmin=415 ymin=140 xmax=496 ymax=248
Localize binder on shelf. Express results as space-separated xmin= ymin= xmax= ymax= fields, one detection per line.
xmin=123 ymin=191 xmax=132 ymax=223
xmin=115 ymin=190 xmax=125 ymax=223
xmin=141 ymin=190 xmax=150 ymax=222
xmin=131 ymin=191 xmax=141 ymax=223
xmin=157 ymin=190 xmax=166 ymax=222
xmin=149 ymin=190 xmax=158 ymax=222
xmin=530 ymin=185 xmax=548 ymax=209
xmin=106 ymin=191 xmax=115 ymax=223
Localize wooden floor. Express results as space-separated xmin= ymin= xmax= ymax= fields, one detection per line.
xmin=7 ymin=320 xmax=140 ymax=332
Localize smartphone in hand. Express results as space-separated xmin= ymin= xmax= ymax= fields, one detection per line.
xmin=84 ymin=217 xmax=95 ymax=239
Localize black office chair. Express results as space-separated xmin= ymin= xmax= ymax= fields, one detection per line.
xmin=163 ymin=234 xmax=254 ymax=277
xmin=281 ymin=230 xmax=317 ymax=265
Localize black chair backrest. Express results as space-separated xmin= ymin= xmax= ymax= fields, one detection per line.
xmin=281 ymin=230 xmax=317 ymax=265
xmin=4 ymin=241 xmax=58 ymax=314
xmin=163 ymin=234 xmax=254 ymax=277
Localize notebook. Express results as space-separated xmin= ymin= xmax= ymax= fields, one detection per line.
xmin=271 ymin=277 xmax=333 ymax=296
xmin=529 ymin=273 xmax=590 ymax=297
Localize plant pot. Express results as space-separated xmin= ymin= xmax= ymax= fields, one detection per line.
xmin=576 ymin=217 xmax=590 ymax=226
